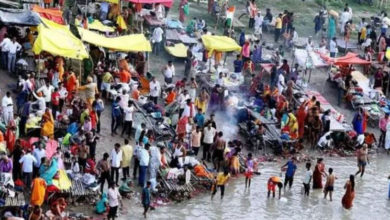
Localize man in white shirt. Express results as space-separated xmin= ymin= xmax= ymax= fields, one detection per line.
xmin=329 ymin=37 xmax=337 ymax=58
xmin=149 ymin=77 xmax=161 ymax=104
xmin=32 ymin=142 xmax=46 ymax=178
xmin=138 ymin=143 xmax=150 ymax=187
xmin=0 ymin=35 xmax=10 ymax=70
xmin=203 ymin=123 xmax=216 ymax=161
xmin=2 ymin=91 xmax=13 ymax=125
xmin=32 ymin=91 xmax=46 ymax=113
xmin=317 ymin=134 xmax=333 ymax=149
xmin=110 ymin=143 xmax=123 ymax=185
xmin=254 ymin=11 xmax=264 ymax=38
xmin=19 ymin=149 xmax=37 ymax=188
xmin=37 ymin=80 xmax=54 ymax=107
xmin=121 ymin=101 xmax=134 ymax=138
xmin=277 ymin=71 xmax=286 ymax=95
xmin=182 ymin=99 xmax=195 ymax=119
xmin=152 ymin=26 xmax=164 ymax=55
xmin=162 ymin=61 xmax=175 ymax=84
xmin=177 ymin=90 xmax=190 ymax=117
xmin=7 ymin=37 xmax=21 ymax=73
xmin=107 ymin=182 xmax=122 ymax=219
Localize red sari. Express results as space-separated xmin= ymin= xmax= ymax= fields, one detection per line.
xmin=313 ymin=162 xmax=324 ymax=189
xmin=342 ymin=181 xmax=355 ymax=209
xmin=297 ymin=104 xmax=307 ymax=138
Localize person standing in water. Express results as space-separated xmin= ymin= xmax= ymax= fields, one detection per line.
xmin=355 ymin=144 xmax=369 ymax=178
xmin=142 ymin=181 xmax=152 ymax=218
xmin=245 ymin=153 xmax=254 ymax=188
xmin=342 ymin=175 xmax=355 ymax=209
xmin=324 ymin=168 xmax=335 ymax=201
xmin=212 ymin=169 xmax=230 ymax=199
xmin=267 ymin=176 xmax=283 ymax=199
xmin=281 ymin=157 xmax=297 ymax=190
xmin=313 ymin=158 xmax=326 ymax=189
xmin=302 ymin=162 xmax=312 ymax=196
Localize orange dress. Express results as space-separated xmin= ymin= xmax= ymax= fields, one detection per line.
xmin=119 ymin=70 xmax=131 ymax=83
xmin=342 ymin=181 xmax=355 ymax=209
xmin=30 ymin=178 xmax=47 ymax=206
xmin=166 ymin=91 xmax=176 ymax=104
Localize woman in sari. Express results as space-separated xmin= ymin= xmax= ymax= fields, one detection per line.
xmin=352 ymin=111 xmax=364 ymax=135
xmin=287 ymin=113 xmax=298 ymax=139
xmin=342 ymin=175 xmax=355 ymax=209
xmin=195 ymin=88 xmax=210 ymax=113
xmin=135 ymin=52 xmax=145 ymax=76
xmin=41 ymin=108 xmax=54 ymax=139
xmin=179 ymin=0 xmax=188 ymax=23
xmin=297 ymin=103 xmax=307 ymax=138
xmin=5 ymin=121 xmax=16 ymax=153
xmin=313 ymin=158 xmax=326 ymax=189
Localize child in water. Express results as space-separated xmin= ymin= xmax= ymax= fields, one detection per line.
xmin=245 ymin=153 xmax=254 ymax=188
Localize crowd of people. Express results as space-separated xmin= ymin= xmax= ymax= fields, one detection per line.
xmin=0 ymin=0 xmax=389 ymax=219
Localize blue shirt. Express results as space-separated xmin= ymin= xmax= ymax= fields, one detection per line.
xmin=194 ymin=113 xmax=205 ymax=127
xmin=112 ymin=101 xmax=121 ymax=117
xmin=233 ymin=60 xmax=243 ymax=73
xmin=285 ymin=160 xmax=297 ymax=177
xmin=142 ymin=187 xmax=151 ymax=205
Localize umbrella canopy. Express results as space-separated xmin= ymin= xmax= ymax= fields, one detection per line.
xmin=201 ymin=35 xmax=241 ymax=55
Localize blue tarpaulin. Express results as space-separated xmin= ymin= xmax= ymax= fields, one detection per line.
xmin=0 ymin=8 xmax=40 ymax=26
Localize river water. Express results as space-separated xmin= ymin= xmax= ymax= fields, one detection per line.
xmin=148 ymin=154 xmax=390 ymax=220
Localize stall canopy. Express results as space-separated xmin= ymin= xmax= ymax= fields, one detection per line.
xmin=165 ymin=43 xmax=187 ymax=58
xmin=33 ymin=22 xmax=89 ymax=60
xmin=126 ymin=0 xmax=173 ymax=8
xmin=88 ymin=20 xmax=115 ymax=32
xmin=201 ymin=35 xmax=241 ymax=55
xmin=321 ymin=52 xmax=371 ymax=66
xmin=32 ymin=5 xmax=64 ymax=25
xmin=97 ymin=0 xmax=119 ymax=3
xmin=0 ymin=9 xmax=40 ymax=26
xmin=78 ymin=28 xmax=151 ymax=52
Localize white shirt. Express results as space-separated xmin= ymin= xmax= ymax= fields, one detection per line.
xmin=110 ymin=149 xmax=123 ymax=168
xmin=329 ymin=40 xmax=337 ymax=53
xmin=178 ymin=93 xmax=190 ymax=109
xmin=216 ymin=77 xmax=225 ymax=87
xmin=303 ymin=170 xmax=312 ymax=184
xmin=59 ymin=87 xmax=68 ymax=99
xmin=8 ymin=41 xmax=21 ymax=54
xmin=37 ymin=85 xmax=54 ymax=103
xmin=123 ymin=106 xmax=134 ymax=121
xmin=182 ymin=104 xmax=195 ymax=118
xmin=254 ymin=15 xmax=264 ymax=28
xmin=317 ymin=135 xmax=331 ymax=148
xmin=152 ymin=27 xmax=164 ymax=43
xmin=203 ymin=127 xmax=216 ymax=144
xmin=32 ymin=93 xmax=46 ymax=111
xmin=2 ymin=96 xmax=13 ymax=112
xmin=164 ymin=65 xmax=175 ymax=79
xmin=107 ymin=187 xmax=121 ymax=207
xmin=119 ymin=93 xmax=129 ymax=109
xmin=19 ymin=153 xmax=37 ymax=173
xmin=138 ymin=148 xmax=150 ymax=166
xmin=33 ymin=148 xmax=46 ymax=168
xmin=0 ymin=38 xmax=10 ymax=52
xmin=149 ymin=81 xmax=161 ymax=97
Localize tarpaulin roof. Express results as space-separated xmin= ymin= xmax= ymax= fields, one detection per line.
xmin=88 ymin=20 xmax=115 ymax=32
xmin=0 ymin=9 xmax=40 ymax=26
xmin=33 ymin=20 xmax=89 ymax=60
xmin=165 ymin=43 xmax=187 ymax=57
xmin=32 ymin=5 xmax=64 ymax=25
xmin=201 ymin=35 xmax=241 ymax=54
xmin=78 ymin=28 xmax=151 ymax=52
xmin=125 ymin=0 xmax=173 ymax=8
xmin=320 ymin=52 xmax=371 ymax=66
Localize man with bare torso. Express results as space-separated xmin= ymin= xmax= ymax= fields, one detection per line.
xmin=355 ymin=144 xmax=369 ymax=178
xmin=324 ymin=168 xmax=335 ymax=201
